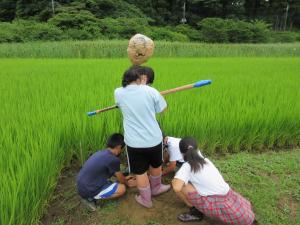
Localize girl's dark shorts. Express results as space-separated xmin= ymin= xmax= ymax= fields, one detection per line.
xmin=127 ymin=142 xmax=163 ymax=175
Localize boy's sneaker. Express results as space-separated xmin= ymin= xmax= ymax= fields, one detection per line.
xmin=81 ymin=198 xmax=97 ymax=212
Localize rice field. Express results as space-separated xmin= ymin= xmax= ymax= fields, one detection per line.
xmin=0 ymin=57 xmax=300 ymax=225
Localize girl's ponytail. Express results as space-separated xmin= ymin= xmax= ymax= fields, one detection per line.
xmin=179 ymin=137 xmax=206 ymax=173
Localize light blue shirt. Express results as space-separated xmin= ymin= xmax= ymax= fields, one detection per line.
xmin=114 ymin=84 xmax=167 ymax=148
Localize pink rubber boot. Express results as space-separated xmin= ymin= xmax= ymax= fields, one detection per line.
xmin=150 ymin=174 xmax=171 ymax=196
xmin=135 ymin=186 xmax=153 ymax=208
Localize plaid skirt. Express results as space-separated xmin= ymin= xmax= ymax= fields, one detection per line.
xmin=187 ymin=189 xmax=255 ymax=225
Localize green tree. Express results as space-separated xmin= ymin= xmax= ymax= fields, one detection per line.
xmin=0 ymin=0 xmax=16 ymax=21
xmin=244 ymin=0 xmax=300 ymax=30
xmin=126 ymin=0 xmax=186 ymax=25
xmin=99 ymin=17 xmax=149 ymax=38
xmin=198 ymin=17 xmax=229 ymax=42
xmin=86 ymin=0 xmax=146 ymax=18
xmin=15 ymin=0 xmax=51 ymax=20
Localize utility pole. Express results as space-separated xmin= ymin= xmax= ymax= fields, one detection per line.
xmin=51 ymin=0 xmax=55 ymax=15
xmin=180 ymin=1 xmax=187 ymax=24
xmin=283 ymin=2 xmax=289 ymax=31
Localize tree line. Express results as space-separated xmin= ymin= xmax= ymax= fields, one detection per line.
xmin=0 ymin=0 xmax=299 ymax=43
xmin=1 ymin=0 xmax=299 ymax=30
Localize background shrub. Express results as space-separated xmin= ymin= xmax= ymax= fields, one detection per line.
xmin=150 ymin=27 xmax=189 ymax=42
xmin=198 ymin=18 xmax=229 ymax=43
xmin=270 ymin=31 xmax=300 ymax=43
xmin=226 ymin=19 xmax=253 ymax=43
xmin=0 ymin=20 xmax=64 ymax=42
xmin=48 ymin=10 xmax=99 ymax=31
xmin=0 ymin=16 xmax=298 ymax=43
xmin=0 ymin=22 xmax=22 ymax=42
xmin=99 ymin=17 xmax=149 ymax=39
xmin=197 ymin=18 xmax=270 ymax=43
xmin=173 ymin=24 xmax=203 ymax=42
xmin=250 ymin=20 xmax=270 ymax=43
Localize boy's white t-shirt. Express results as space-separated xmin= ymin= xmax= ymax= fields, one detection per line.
xmin=166 ymin=137 xmax=184 ymax=163
xmin=174 ymin=151 xmax=230 ymax=196
xmin=114 ymin=84 xmax=167 ymax=148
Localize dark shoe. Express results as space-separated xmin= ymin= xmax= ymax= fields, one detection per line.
xmin=189 ymin=206 xmax=204 ymax=218
xmin=81 ymin=198 xmax=97 ymax=212
xmin=178 ymin=212 xmax=203 ymax=222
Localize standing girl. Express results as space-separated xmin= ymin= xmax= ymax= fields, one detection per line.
xmin=172 ymin=137 xmax=255 ymax=224
xmin=114 ymin=66 xmax=170 ymax=208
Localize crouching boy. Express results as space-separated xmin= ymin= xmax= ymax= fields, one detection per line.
xmin=77 ymin=133 xmax=136 ymax=211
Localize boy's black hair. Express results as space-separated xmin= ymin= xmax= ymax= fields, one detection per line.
xmin=122 ymin=66 xmax=140 ymax=87
xmin=179 ymin=137 xmax=206 ymax=173
xmin=106 ymin=133 xmax=125 ymax=149
xmin=140 ymin=66 xmax=155 ymax=85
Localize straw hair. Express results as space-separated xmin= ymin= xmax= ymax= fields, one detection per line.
xmin=127 ymin=34 xmax=154 ymax=65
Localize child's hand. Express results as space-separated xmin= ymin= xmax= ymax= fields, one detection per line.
xmin=125 ymin=175 xmax=137 ymax=187
xmin=126 ymin=175 xmax=135 ymax=180
xmin=127 ymin=178 xmax=137 ymax=187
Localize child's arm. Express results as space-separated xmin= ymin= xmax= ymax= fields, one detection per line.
xmin=115 ymin=172 xmax=129 ymax=186
xmin=171 ymin=178 xmax=185 ymax=193
xmin=115 ymin=172 xmax=136 ymax=187
xmin=163 ymin=150 xmax=169 ymax=163
xmin=162 ymin=161 xmax=177 ymax=176
xmin=172 ymin=163 xmax=190 ymax=193
xmin=153 ymin=89 xmax=167 ymax=114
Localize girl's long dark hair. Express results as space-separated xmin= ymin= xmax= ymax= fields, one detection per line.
xmin=122 ymin=66 xmax=140 ymax=87
xmin=179 ymin=137 xmax=206 ymax=173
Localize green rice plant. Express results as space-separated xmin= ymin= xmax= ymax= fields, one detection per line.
xmin=0 ymin=57 xmax=299 ymax=225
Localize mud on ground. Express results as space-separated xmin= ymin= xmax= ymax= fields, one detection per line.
xmin=40 ymin=159 xmax=221 ymax=225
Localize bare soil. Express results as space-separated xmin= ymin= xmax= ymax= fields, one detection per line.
xmin=39 ymin=159 xmax=220 ymax=225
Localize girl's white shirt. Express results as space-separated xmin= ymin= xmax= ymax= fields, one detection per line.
xmin=166 ymin=137 xmax=185 ymax=163
xmin=174 ymin=151 xmax=230 ymax=196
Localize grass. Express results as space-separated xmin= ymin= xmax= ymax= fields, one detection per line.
xmin=0 ymin=57 xmax=299 ymax=225
xmin=0 ymin=40 xmax=300 ymax=58
xmin=214 ymin=149 xmax=300 ymax=225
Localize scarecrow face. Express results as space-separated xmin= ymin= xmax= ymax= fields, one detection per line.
xmin=127 ymin=34 xmax=154 ymax=65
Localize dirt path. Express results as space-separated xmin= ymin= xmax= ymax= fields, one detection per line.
xmin=40 ymin=159 xmax=219 ymax=225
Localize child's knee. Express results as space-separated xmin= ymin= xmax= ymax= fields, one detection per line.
xmin=182 ymin=183 xmax=196 ymax=195
xmin=172 ymin=180 xmax=182 ymax=193
xmin=117 ymin=184 xmax=126 ymax=196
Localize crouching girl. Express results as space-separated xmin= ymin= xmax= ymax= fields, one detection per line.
xmin=172 ymin=137 xmax=255 ymax=224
